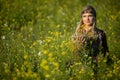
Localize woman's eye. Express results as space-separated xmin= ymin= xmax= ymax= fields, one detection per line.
xmin=82 ymin=15 xmax=86 ymax=18
xmin=89 ymin=15 xmax=93 ymax=17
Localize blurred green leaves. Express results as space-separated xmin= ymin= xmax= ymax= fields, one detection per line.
xmin=0 ymin=0 xmax=120 ymax=79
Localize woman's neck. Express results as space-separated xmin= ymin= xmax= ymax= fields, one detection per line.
xmin=84 ymin=26 xmax=92 ymax=32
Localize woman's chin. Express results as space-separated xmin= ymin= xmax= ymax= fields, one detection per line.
xmin=85 ymin=23 xmax=93 ymax=26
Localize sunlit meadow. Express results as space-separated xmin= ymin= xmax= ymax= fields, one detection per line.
xmin=0 ymin=0 xmax=120 ymax=80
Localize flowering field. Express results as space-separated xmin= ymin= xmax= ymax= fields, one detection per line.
xmin=0 ymin=0 xmax=120 ymax=80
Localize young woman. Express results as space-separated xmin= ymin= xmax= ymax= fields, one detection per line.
xmin=72 ymin=6 xmax=109 ymax=63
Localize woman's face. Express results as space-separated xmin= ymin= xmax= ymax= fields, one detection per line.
xmin=82 ymin=13 xmax=95 ymax=26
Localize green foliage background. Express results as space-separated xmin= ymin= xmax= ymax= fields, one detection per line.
xmin=0 ymin=0 xmax=120 ymax=80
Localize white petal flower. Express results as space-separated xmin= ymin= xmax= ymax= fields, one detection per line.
xmin=37 ymin=40 xmax=42 ymax=45
xmin=2 ymin=35 xmax=5 ymax=40
xmin=38 ymin=51 xmax=41 ymax=56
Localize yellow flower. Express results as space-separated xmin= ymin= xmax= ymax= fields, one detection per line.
xmin=23 ymin=54 xmax=28 ymax=59
xmin=90 ymin=72 xmax=94 ymax=76
xmin=46 ymin=37 xmax=52 ymax=42
xmin=13 ymin=77 xmax=17 ymax=80
xmin=107 ymin=73 xmax=112 ymax=77
xmin=45 ymin=74 xmax=50 ymax=78
xmin=48 ymin=57 xmax=55 ymax=62
xmin=40 ymin=59 xmax=50 ymax=70
xmin=69 ymin=77 xmax=74 ymax=80
xmin=40 ymin=59 xmax=47 ymax=67
xmin=75 ymin=62 xmax=82 ymax=66
xmin=51 ymin=70 xmax=55 ymax=74
xmin=16 ymin=68 xmax=20 ymax=76
xmin=61 ymin=52 xmax=65 ymax=55
xmin=33 ymin=41 xmax=37 ymax=46
xmin=32 ymin=73 xmax=37 ymax=78
xmin=43 ymin=50 xmax=48 ymax=54
xmin=5 ymin=68 xmax=10 ymax=73
xmin=52 ymin=78 xmax=55 ymax=80
xmin=55 ymin=32 xmax=60 ymax=37
xmin=56 ymin=25 xmax=60 ymax=28
xmin=53 ymin=62 xmax=59 ymax=69
xmin=48 ymin=53 xmax=53 ymax=57
xmin=79 ymin=68 xmax=84 ymax=74
xmin=43 ymin=65 xmax=49 ymax=70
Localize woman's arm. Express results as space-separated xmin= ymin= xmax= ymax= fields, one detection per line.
xmin=101 ymin=31 xmax=109 ymax=56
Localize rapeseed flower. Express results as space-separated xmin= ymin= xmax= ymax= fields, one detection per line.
xmin=45 ymin=74 xmax=50 ymax=78
xmin=43 ymin=50 xmax=48 ymax=54
xmin=53 ymin=62 xmax=59 ymax=69
xmin=43 ymin=65 xmax=49 ymax=70
xmin=48 ymin=53 xmax=53 ymax=57
xmin=40 ymin=59 xmax=47 ymax=67
xmin=24 ymin=54 xmax=28 ymax=59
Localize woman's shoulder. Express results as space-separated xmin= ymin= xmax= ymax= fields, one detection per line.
xmin=96 ymin=28 xmax=105 ymax=34
xmin=96 ymin=28 xmax=106 ymax=38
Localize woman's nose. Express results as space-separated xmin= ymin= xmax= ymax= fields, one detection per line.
xmin=86 ymin=16 xmax=89 ymax=20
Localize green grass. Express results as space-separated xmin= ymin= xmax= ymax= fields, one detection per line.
xmin=0 ymin=0 xmax=120 ymax=80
